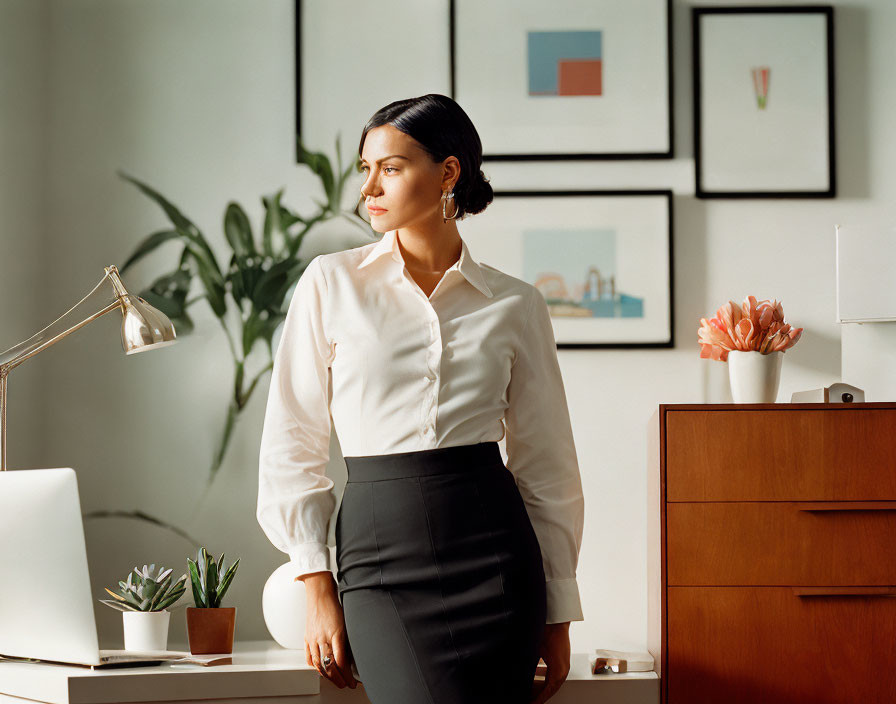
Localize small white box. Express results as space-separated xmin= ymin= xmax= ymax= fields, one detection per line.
xmin=790 ymin=383 xmax=865 ymax=403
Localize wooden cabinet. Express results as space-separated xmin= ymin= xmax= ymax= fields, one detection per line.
xmin=648 ymin=403 xmax=896 ymax=704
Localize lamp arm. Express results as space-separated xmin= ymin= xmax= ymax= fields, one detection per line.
xmin=1 ymin=299 xmax=123 ymax=375
xmin=0 ymin=270 xmax=125 ymax=470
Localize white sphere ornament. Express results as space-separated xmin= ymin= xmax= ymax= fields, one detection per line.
xmin=262 ymin=563 xmax=310 ymax=649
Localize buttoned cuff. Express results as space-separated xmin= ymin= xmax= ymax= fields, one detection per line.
xmin=545 ymin=577 xmax=584 ymax=624
xmin=288 ymin=542 xmax=332 ymax=579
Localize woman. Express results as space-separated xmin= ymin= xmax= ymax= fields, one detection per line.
xmin=257 ymin=94 xmax=585 ymax=704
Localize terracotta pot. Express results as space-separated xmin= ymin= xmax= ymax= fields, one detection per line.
xmin=185 ymin=606 xmax=236 ymax=654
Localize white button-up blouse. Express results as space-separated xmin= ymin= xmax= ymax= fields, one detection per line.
xmin=256 ymin=228 xmax=585 ymax=624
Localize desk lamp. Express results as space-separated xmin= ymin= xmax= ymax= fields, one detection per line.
xmin=0 ymin=264 xmax=176 ymax=470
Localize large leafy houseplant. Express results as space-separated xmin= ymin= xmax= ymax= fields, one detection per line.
xmin=117 ymin=136 xmax=369 ymax=486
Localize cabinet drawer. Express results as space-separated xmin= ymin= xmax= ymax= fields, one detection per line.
xmin=667 ymin=501 xmax=896 ymax=585
xmin=665 ymin=408 xmax=896 ymax=501
xmin=667 ymin=586 xmax=896 ymax=704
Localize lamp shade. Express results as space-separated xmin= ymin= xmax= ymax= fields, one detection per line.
xmin=103 ymin=264 xmax=176 ymax=354
xmin=120 ymin=295 xmax=177 ymax=355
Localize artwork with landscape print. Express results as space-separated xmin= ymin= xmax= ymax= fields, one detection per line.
xmin=459 ymin=191 xmax=673 ymax=348
xmin=450 ymin=0 xmax=672 ymax=159
xmin=525 ymin=227 xmax=644 ymax=320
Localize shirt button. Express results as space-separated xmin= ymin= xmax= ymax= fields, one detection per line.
xmin=425 ymin=373 xmax=436 ymax=382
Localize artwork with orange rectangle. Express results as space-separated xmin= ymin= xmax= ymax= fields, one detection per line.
xmin=528 ymin=30 xmax=603 ymax=97
xmin=558 ymin=59 xmax=602 ymax=95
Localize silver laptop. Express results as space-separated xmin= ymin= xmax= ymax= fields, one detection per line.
xmin=0 ymin=468 xmax=190 ymax=668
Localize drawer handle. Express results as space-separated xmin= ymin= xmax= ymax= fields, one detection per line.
xmin=793 ymin=586 xmax=896 ymax=597
xmin=795 ymin=502 xmax=896 ymax=512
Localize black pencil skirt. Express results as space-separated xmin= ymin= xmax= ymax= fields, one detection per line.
xmin=335 ymin=441 xmax=547 ymax=704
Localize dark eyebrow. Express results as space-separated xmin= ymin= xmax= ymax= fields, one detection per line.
xmin=359 ymin=154 xmax=410 ymax=164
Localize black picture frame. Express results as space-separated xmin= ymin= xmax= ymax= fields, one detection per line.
xmin=294 ymin=0 xmax=302 ymax=161
xmin=692 ymin=5 xmax=836 ymax=198
xmin=449 ymin=0 xmax=674 ymax=161
xmin=461 ymin=190 xmax=675 ymax=349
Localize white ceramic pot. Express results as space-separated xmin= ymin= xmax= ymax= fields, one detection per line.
xmin=728 ymin=350 xmax=783 ymax=403
xmin=122 ymin=610 xmax=170 ymax=651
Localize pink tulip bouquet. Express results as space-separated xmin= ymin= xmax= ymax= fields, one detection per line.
xmin=698 ymin=296 xmax=803 ymax=362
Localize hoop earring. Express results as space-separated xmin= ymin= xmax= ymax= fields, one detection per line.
xmin=442 ymin=190 xmax=460 ymax=222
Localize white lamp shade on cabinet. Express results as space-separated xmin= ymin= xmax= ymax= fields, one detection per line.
xmin=836 ymin=224 xmax=896 ymax=323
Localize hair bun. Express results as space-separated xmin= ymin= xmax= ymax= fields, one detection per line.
xmin=459 ymin=169 xmax=494 ymax=216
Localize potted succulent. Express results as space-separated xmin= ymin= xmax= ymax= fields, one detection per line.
xmin=100 ymin=564 xmax=188 ymax=651
xmin=185 ymin=547 xmax=241 ymax=654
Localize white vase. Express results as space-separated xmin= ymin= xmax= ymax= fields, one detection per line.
xmin=122 ymin=610 xmax=170 ymax=651
xmin=727 ymin=350 xmax=783 ymax=403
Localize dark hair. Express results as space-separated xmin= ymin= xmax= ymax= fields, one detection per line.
xmin=358 ymin=94 xmax=493 ymax=219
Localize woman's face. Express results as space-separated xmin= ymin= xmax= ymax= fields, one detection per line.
xmin=359 ymin=124 xmax=458 ymax=233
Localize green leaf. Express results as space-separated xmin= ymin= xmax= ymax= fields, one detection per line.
xmin=251 ymin=259 xmax=304 ymax=313
xmin=153 ymin=585 xmax=185 ymax=611
xmin=187 ymin=558 xmax=207 ymax=608
xmin=241 ymin=310 xmax=264 ymax=358
xmin=297 ymin=136 xmax=336 ymax=211
xmin=107 ymin=586 xmax=129 ymax=602
xmin=100 ymin=599 xmax=140 ymax=612
xmin=215 ymin=558 xmax=240 ymax=606
xmin=207 ymin=560 xmax=219 ymax=606
xmin=227 ymin=253 xmax=266 ymax=307
xmin=118 ymin=171 xmax=200 ymax=234
xmin=278 ymin=204 xmax=303 ymax=230
xmin=148 ymin=574 xmax=172 ymax=610
xmin=142 ymin=578 xmax=161 ymax=604
xmin=153 ymin=576 xmax=187 ymax=611
xmin=183 ymin=245 xmax=227 ymax=317
xmin=139 ymin=266 xmax=191 ymax=321
xmin=201 ymin=547 xmax=211 ymax=590
xmin=120 ymin=229 xmax=182 ymax=274
xmin=122 ymin=590 xmax=143 ymax=609
xmin=262 ymin=191 xmax=283 ymax=256
xmin=224 ymin=202 xmax=256 ymax=257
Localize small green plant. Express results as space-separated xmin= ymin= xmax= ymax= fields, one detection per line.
xmin=187 ymin=547 xmax=240 ymax=608
xmin=100 ymin=564 xmax=188 ymax=612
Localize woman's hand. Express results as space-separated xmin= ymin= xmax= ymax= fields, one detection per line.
xmin=530 ymin=622 xmax=571 ymax=704
xmin=299 ymin=572 xmax=360 ymax=689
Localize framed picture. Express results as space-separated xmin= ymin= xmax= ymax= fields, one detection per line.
xmin=449 ymin=0 xmax=673 ymax=160
xmin=693 ymin=5 xmax=836 ymax=198
xmin=460 ymin=191 xmax=674 ymax=349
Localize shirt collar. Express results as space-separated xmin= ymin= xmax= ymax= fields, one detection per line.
xmin=358 ymin=229 xmax=493 ymax=298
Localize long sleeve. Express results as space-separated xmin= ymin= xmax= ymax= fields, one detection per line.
xmin=257 ymin=255 xmax=337 ymax=580
xmin=504 ymin=286 xmax=585 ymax=624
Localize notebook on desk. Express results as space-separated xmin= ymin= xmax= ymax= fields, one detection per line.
xmin=0 ymin=467 xmax=191 ymax=669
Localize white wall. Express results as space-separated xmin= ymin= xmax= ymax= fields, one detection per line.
xmin=9 ymin=0 xmax=895 ymax=655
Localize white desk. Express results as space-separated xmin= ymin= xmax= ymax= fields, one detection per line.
xmin=0 ymin=641 xmax=658 ymax=704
